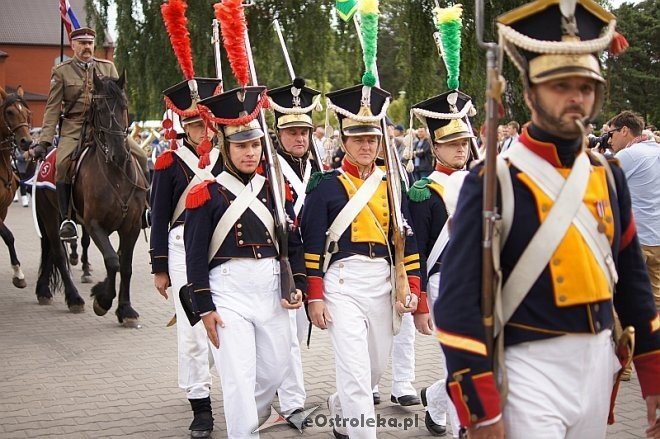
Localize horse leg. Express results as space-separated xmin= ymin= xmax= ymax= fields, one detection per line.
xmin=68 ymin=240 xmax=79 ymax=266
xmin=80 ymin=227 xmax=93 ymax=283
xmin=0 ymin=220 xmax=26 ymax=288
xmin=87 ymin=221 xmax=119 ymax=317
xmin=115 ymin=227 xmax=140 ymax=327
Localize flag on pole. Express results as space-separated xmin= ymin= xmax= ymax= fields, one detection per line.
xmin=336 ymin=0 xmax=358 ymax=22
xmin=59 ymin=0 xmax=80 ymax=37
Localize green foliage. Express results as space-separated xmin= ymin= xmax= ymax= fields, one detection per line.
xmin=602 ymin=0 xmax=659 ymax=127
xmin=87 ymin=0 xmax=658 ymax=130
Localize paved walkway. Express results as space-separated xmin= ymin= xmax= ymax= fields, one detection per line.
xmin=0 ymin=201 xmax=651 ymax=438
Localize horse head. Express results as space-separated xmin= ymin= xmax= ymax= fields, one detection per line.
xmin=91 ymin=71 xmax=129 ymax=166
xmin=0 ymin=86 xmax=33 ymax=152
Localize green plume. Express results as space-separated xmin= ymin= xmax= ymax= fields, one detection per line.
xmin=435 ymin=5 xmax=463 ymax=90
xmin=360 ymin=11 xmax=378 ymax=87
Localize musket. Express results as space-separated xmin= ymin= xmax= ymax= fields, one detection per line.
xmin=475 ymin=0 xmax=504 ymax=357
xmin=211 ymin=19 xmax=224 ymax=87
xmin=243 ymin=22 xmax=299 ymax=305
xmin=271 ymin=17 xmax=324 ymax=170
xmin=352 ymin=11 xmax=412 ymax=308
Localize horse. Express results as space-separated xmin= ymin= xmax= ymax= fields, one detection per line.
xmin=75 ymin=71 xmax=148 ymax=327
xmin=0 ymin=86 xmax=30 ymax=289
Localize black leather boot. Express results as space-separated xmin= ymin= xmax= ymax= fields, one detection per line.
xmin=189 ymin=397 xmax=213 ymax=438
xmin=56 ymin=182 xmax=77 ymax=241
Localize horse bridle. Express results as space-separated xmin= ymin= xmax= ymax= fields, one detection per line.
xmin=90 ymin=93 xmax=129 ymax=160
xmin=0 ymin=94 xmax=32 ymax=151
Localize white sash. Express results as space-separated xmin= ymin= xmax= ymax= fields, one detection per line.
xmin=171 ymin=146 xmax=220 ymax=223
xmin=426 ymin=170 xmax=449 ymax=187
xmin=322 ymin=167 xmax=385 ymax=272
xmin=207 ymin=173 xmax=277 ymax=262
xmin=277 ymin=154 xmax=311 ymax=217
xmin=424 ymin=172 xmax=450 ymax=275
xmin=494 ymin=145 xmax=617 ymax=335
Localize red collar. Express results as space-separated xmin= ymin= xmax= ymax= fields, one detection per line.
xmin=518 ymin=128 xmax=563 ymax=167
xmin=435 ymin=164 xmax=459 ymax=175
xmin=341 ymin=157 xmax=374 ymax=179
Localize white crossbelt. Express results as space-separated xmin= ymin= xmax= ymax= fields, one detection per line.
xmin=425 ymin=171 xmax=451 ymax=275
xmin=494 ymin=145 xmax=618 ymax=335
xmin=322 ymin=167 xmax=385 ymax=272
xmin=277 ymin=154 xmax=311 ymax=217
xmin=171 ymin=146 xmax=219 ymax=224
xmin=207 ymin=172 xmax=277 ymax=263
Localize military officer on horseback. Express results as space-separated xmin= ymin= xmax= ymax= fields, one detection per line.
xmin=35 ymin=27 xmax=148 ymax=241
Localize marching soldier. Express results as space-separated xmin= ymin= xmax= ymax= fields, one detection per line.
xmin=150 ymin=77 xmax=222 ymax=439
xmin=267 ymin=77 xmax=322 ymax=423
xmin=407 ymin=90 xmax=476 ymax=437
xmin=301 ymin=84 xmax=423 ymax=439
xmin=183 ymin=86 xmax=306 ymax=438
xmin=35 ymin=27 xmax=148 ymax=241
xmin=435 ymin=1 xmax=660 ymax=438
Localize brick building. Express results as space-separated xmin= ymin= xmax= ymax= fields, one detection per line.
xmin=0 ymin=0 xmax=115 ymax=126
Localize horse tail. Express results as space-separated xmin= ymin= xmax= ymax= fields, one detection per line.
xmin=36 ymin=214 xmax=66 ymax=295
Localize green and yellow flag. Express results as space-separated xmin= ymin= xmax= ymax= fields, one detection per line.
xmin=336 ymin=0 xmax=358 ymax=22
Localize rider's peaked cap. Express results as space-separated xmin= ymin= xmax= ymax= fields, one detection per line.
xmin=413 ymin=90 xmax=476 ymax=144
xmin=162 ymin=78 xmax=222 ymax=124
xmin=497 ymin=0 xmax=616 ymax=84
xmin=326 ymin=84 xmax=390 ymax=137
xmin=268 ymin=77 xmax=321 ymax=129
xmin=198 ymin=86 xmax=266 ymax=143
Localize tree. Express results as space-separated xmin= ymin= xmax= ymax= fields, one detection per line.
xmin=603 ymin=0 xmax=659 ymax=127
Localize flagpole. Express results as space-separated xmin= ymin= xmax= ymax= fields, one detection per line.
xmin=60 ymin=18 xmax=64 ymax=63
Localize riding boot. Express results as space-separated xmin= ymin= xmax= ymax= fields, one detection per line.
xmin=189 ymin=397 xmax=213 ymax=438
xmin=56 ymin=182 xmax=78 ymax=241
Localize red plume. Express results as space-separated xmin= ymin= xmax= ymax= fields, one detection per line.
xmin=161 ymin=0 xmax=195 ymax=80
xmin=610 ymin=31 xmax=629 ymax=56
xmin=214 ymin=0 xmax=250 ymax=87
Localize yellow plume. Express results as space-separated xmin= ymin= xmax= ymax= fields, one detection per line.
xmin=359 ymin=0 xmax=379 ymax=15
xmin=435 ymin=3 xmax=463 ymax=24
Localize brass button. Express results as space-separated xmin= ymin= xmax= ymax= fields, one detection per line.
xmin=175 ymin=235 xmax=181 ymax=240
xmin=266 ymin=238 xmax=272 ymax=244
xmin=237 ymin=223 xmax=242 ymax=228
xmin=558 ymin=295 xmax=567 ymax=302
xmin=605 ymin=216 xmax=613 ymax=224
xmin=382 ymin=212 xmax=387 ymax=217
xmin=381 ymin=195 xmax=386 ymax=199
xmin=597 ymin=222 xmax=606 ymax=233
xmin=339 ymin=263 xmax=344 ymax=268
xmin=353 ymin=219 xmax=358 ymax=223
xmin=552 ymin=258 xmax=560 ymax=266
xmin=239 ymin=240 xmax=244 ymax=245
xmin=556 ymin=276 xmax=564 ymax=284
xmin=237 ymin=231 xmax=242 ymax=237
xmin=229 ymin=200 xmax=233 ymax=204
xmin=382 ymin=203 xmax=387 ymax=208
xmin=353 ymin=228 xmax=358 ymax=232
xmin=257 ymin=253 xmax=262 ymax=258
xmin=256 ymin=246 xmax=260 ymax=249
xmin=541 ymin=204 xmax=550 ymax=213
xmin=339 ymin=279 xmax=344 ymax=284
xmin=463 ymin=395 xmax=469 ymax=402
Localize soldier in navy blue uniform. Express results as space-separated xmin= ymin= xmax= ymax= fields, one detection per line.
xmin=149 ymin=77 xmax=222 ymax=439
xmin=435 ymin=1 xmax=660 ymax=438
xmin=407 ymin=90 xmax=476 ymax=437
xmin=183 ymin=86 xmax=306 ymax=438
xmin=301 ymin=84 xmax=423 ymax=439
xmin=267 ymin=77 xmax=322 ymax=423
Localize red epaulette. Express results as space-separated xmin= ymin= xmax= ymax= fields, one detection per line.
xmin=185 ymin=179 xmax=215 ymax=209
xmin=154 ymin=150 xmax=175 ymax=170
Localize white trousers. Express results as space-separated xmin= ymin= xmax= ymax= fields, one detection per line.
xmin=427 ymin=272 xmax=460 ymax=438
xmin=503 ymin=329 xmax=620 ymax=439
xmin=391 ymin=312 xmax=417 ymax=396
xmin=209 ymin=258 xmax=291 ymax=439
xmin=168 ymin=225 xmax=212 ymax=400
xmin=325 ymin=256 xmax=393 ymax=439
xmin=277 ymin=307 xmax=307 ymax=414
